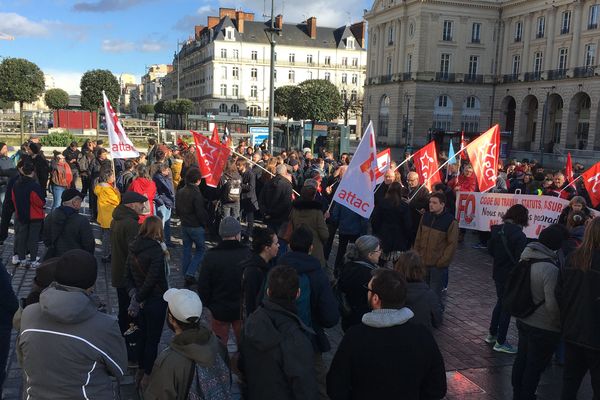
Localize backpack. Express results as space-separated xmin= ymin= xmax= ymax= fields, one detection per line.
xmin=186 ymin=356 xmax=231 ymax=400
xmin=77 ymin=153 xmax=90 ymax=173
xmin=224 ymin=177 xmax=241 ymax=203
xmin=502 ymin=257 xmax=555 ymax=318
xmin=116 ymin=171 xmax=135 ymax=193
xmin=295 ymin=274 xmax=313 ymax=329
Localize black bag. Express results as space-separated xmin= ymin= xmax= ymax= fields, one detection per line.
xmin=224 ymin=177 xmax=241 ymax=202
xmin=502 ymin=257 xmax=554 ymax=318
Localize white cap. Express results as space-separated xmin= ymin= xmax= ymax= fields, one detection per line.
xmin=163 ymin=288 xmax=203 ymax=323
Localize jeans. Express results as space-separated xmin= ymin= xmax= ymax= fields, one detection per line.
xmin=181 ymin=226 xmax=206 ymax=278
xmin=490 ymin=278 xmax=512 ymax=345
xmin=101 ymin=228 xmax=111 ymax=258
xmin=0 ymin=188 xmax=5 ymax=211
xmin=156 ymin=205 xmax=172 ymax=244
xmin=512 ymin=320 xmax=561 ymax=400
xmin=221 ymin=202 xmax=240 ymax=220
xmin=14 ymin=220 xmax=42 ymax=261
xmin=51 ymin=185 xmax=66 ymax=210
xmin=426 ymin=266 xmax=448 ymax=312
xmin=137 ymin=296 xmax=167 ymax=375
xmin=561 ymin=342 xmax=600 ymax=400
xmin=0 ymin=325 xmax=11 ymax=393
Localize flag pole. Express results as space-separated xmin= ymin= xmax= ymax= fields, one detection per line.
xmin=558 ymin=174 xmax=583 ymax=196
xmin=231 ymin=149 xmax=300 ymax=197
xmin=373 ymin=153 xmax=415 ymax=195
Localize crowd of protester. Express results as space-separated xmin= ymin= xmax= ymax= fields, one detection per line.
xmin=0 ymin=135 xmax=598 ymax=400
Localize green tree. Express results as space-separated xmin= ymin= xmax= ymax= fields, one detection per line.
xmin=154 ymin=99 xmax=165 ymax=114
xmin=162 ymin=100 xmax=177 ymax=128
xmin=80 ymin=69 xmax=119 ymax=138
xmin=175 ymin=99 xmax=194 ymax=130
xmin=292 ymin=79 xmax=342 ymax=151
xmin=0 ymin=99 xmax=14 ymax=110
xmin=0 ymin=57 xmax=45 ymax=142
xmin=138 ymin=104 xmax=155 ymax=119
xmin=274 ymin=85 xmax=297 ymax=149
xmin=44 ymin=88 xmax=70 ymax=128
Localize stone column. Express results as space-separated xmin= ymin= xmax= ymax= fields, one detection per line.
xmin=398 ymin=17 xmax=407 ymax=73
xmin=570 ymin=3 xmax=584 ymax=69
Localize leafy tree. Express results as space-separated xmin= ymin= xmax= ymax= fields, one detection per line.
xmin=80 ymin=69 xmax=119 ymax=138
xmin=0 ymin=99 xmax=14 ymax=110
xmin=175 ymin=98 xmax=194 ymax=129
xmin=0 ymin=57 xmax=45 ymax=142
xmin=274 ymin=85 xmax=297 ymax=149
xmin=292 ymin=79 xmax=342 ymax=151
xmin=138 ymin=104 xmax=155 ymax=119
xmin=44 ymin=88 xmax=70 ymax=128
xmin=154 ymin=99 xmax=165 ymax=114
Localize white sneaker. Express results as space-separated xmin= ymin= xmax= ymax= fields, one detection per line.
xmin=11 ymin=255 xmax=19 ymax=265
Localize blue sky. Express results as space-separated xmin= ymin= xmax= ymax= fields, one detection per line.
xmin=0 ymin=0 xmax=371 ymax=94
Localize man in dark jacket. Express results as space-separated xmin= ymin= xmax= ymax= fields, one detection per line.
xmin=176 ymin=168 xmax=209 ymax=286
xmin=237 ymin=158 xmax=258 ymax=239
xmin=111 ymin=191 xmax=146 ymax=334
xmin=198 ymin=217 xmax=251 ymax=346
xmin=62 ymin=141 xmax=80 ymax=189
xmin=0 ymin=142 xmax=17 ymax=208
xmin=327 ymin=269 xmax=447 ymax=400
xmin=42 ymin=189 xmax=94 ymax=258
xmin=406 ymin=171 xmax=430 ymax=245
xmin=241 ymin=227 xmax=279 ymax=317
xmin=278 ymin=226 xmax=340 ymax=398
xmin=240 ymin=265 xmax=318 ymax=400
xmin=0 ymin=260 xmax=19 ymax=395
xmin=259 ymin=164 xmax=292 ymax=233
xmin=153 ymin=163 xmax=175 ymax=246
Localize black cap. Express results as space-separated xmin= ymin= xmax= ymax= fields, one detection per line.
xmin=539 ymin=225 xmax=569 ymax=251
xmin=61 ymin=189 xmax=84 ymax=202
xmin=54 ymin=250 xmax=97 ymax=289
xmin=121 ymin=191 xmax=148 ymax=204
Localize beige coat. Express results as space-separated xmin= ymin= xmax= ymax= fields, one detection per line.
xmin=289 ymin=199 xmax=329 ymax=267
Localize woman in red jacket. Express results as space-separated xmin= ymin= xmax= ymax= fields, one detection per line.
xmin=128 ymin=164 xmax=156 ymax=223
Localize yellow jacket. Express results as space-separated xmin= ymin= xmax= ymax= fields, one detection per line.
xmin=94 ymin=184 xmax=121 ymax=228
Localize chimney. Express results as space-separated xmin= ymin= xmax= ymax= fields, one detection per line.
xmin=307 ymin=16 xmax=317 ymax=39
xmin=194 ymin=25 xmax=204 ymax=40
xmin=236 ymin=10 xmax=245 ymax=33
xmin=350 ymin=21 xmax=366 ymax=48
xmin=219 ymin=8 xmax=236 ymax=19
xmin=207 ymin=16 xmax=220 ymax=29
xmin=275 ymin=14 xmax=283 ymax=30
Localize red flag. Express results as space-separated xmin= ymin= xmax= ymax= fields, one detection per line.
xmin=460 ymin=131 xmax=467 ymax=160
xmin=210 ymin=124 xmax=220 ymax=143
xmin=192 ymin=131 xmax=231 ymax=188
xmin=466 ymin=124 xmax=500 ymax=193
xmin=412 ymin=141 xmax=442 ymax=191
xmin=375 ymin=148 xmax=391 ymax=185
xmin=582 ymin=161 xmax=600 ymax=207
xmin=565 ymin=152 xmax=574 ymax=182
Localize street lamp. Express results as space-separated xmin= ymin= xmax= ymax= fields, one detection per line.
xmin=265 ymin=0 xmax=281 ymax=153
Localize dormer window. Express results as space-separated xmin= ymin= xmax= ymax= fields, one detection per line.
xmin=225 ymin=28 xmax=234 ymax=41
xmin=347 ymin=37 xmax=355 ymax=49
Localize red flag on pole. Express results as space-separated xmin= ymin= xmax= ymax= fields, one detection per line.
xmin=210 ymin=124 xmax=220 ymax=143
xmin=582 ymin=161 xmax=600 ymax=207
xmin=375 ymin=148 xmax=391 ymax=185
xmin=192 ymin=131 xmax=231 ymax=188
xmin=460 ymin=131 xmax=468 ymax=160
xmin=565 ymin=152 xmax=574 ymax=182
xmin=412 ymin=141 xmax=442 ymax=191
xmin=466 ymin=124 xmax=500 ymax=193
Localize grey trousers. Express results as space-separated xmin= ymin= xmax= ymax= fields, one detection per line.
xmin=14 ymin=220 xmax=42 ymax=261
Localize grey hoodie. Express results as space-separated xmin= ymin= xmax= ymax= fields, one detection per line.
xmin=518 ymin=242 xmax=561 ymax=333
xmin=17 ymin=284 xmax=127 ymax=400
xmin=361 ymin=307 xmax=414 ymax=328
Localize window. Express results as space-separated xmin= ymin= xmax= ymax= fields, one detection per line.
xmin=388 ymin=25 xmax=394 ymax=44
xmin=590 ymin=5 xmax=600 ymax=29
xmin=472 ymin=23 xmax=481 ymax=43
xmin=324 ymin=56 xmax=331 ymax=65
xmin=536 ymin=16 xmax=545 ymax=38
xmin=219 ymin=103 xmax=228 ymax=113
xmin=324 ymin=72 xmax=331 ymax=81
xmin=351 ymin=90 xmax=357 ymax=102
xmin=409 ymin=23 xmax=415 ymax=37
xmin=340 ymin=89 xmax=347 ymax=99
xmin=341 ymin=73 xmax=347 ymax=84
xmin=226 ymin=29 xmax=233 ymax=40
xmin=248 ymin=105 xmax=259 ymax=117
xmin=438 ymin=95 xmax=449 ymax=107
xmin=233 ymin=49 xmax=239 ymax=59
xmin=231 ymin=104 xmax=239 ymax=113
xmin=308 ymin=71 xmax=313 ymax=79
xmin=251 ymin=68 xmax=257 ymax=80
xmin=288 ymin=70 xmax=295 ymax=83
xmin=534 ymin=52 xmax=544 ymax=74
xmin=407 ymin=54 xmax=412 ymax=73
xmin=558 ymin=48 xmax=568 ymax=70
xmin=585 ymin=43 xmax=596 ymax=67
xmin=307 ymin=54 xmax=313 ymax=64
xmin=561 ymin=11 xmax=571 ymax=34
xmin=468 ymin=56 xmax=479 ymax=76
xmin=289 ymin=53 xmax=295 ymax=64
xmin=443 ymin=20 xmax=453 ymax=41
xmin=342 ymin=57 xmax=348 ymax=66
xmin=515 ymin=21 xmax=523 ymax=41
xmin=274 ymin=69 xmax=277 ymax=81
xmin=220 ymin=48 xmax=227 ymax=58
xmin=251 ymin=50 xmax=258 ymax=61
xmin=512 ymin=54 xmax=521 ymax=76
xmin=379 ymin=96 xmax=390 ymax=137
xmin=347 ymin=37 xmax=354 ymax=49
xmin=466 ymin=96 xmax=477 ymax=109
xmin=352 ymin=74 xmax=358 ymax=84
xmin=250 ymin=85 xmax=257 ymax=98
xmin=433 ymin=95 xmax=453 ymax=131
xmin=387 ymin=57 xmax=392 ymax=76
xmin=440 ymin=53 xmax=450 ymax=75
xmin=220 ymin=84 xmax=227 ymax=96
xmin=221 ymin=66 xmax=227 ymax=79
xmin=352 ymin=57 xmax=358 ymax=67
xmin=232 ymin=85 xmax=239 ymax=97
xmin=232 ymin=67 xmax=239 ymax=79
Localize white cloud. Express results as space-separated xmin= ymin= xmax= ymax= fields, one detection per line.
xmin=0 ymin=12 xmax=49 ymax=37
xmin=140 ymin=39 xmax=166 ymax=52
xmin=43 ymin=70 xmax=83 ymax=95
xmin=101 ymin=39 xmax=135 ymax=53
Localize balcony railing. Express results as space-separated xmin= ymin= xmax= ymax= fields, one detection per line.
xmin=547 ymin=69 xmax=568 ymax=80
xmin=471 ymin=38 xmax=480 ymax=44
xmin=503 ymin=74 xmax=519 ymax=83
xmin=536 ymin=32 xmax=545 ymax=39
xmin=560 ymin=27 xmax=570 ymax=35
xmin=589 ymin=23 xmax=598 ymax=30
xmin=435 ymin=72 xmax=455 ymax=82
xmin=464 ymin=74 xmax=484 ymax=84
xmin=524 ymin=71 xmax=542 ymax=82
xmin=573 ymin=66 xmax=596 ymax=78
xmin=514 ymin=36 xmax=522 ymax=42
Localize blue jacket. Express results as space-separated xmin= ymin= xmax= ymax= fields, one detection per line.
xmin=330 ymin=203 xmax=368 ymax=236
xmin=153 ymin=172 xmax=175 ymax=209
xmin=278 ymin=251 xmax=340 ymax=353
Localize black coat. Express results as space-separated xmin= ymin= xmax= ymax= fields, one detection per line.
xmin=198 ymin=240 xmax=252 ymax=322
xmin=259 ymin=175 xmax=293 ymax=223
xmin=175 ymin=184 xmax=208 ymax=228
xmin=241 ymin=253 xmax=270 ymax=318
xmin=42 ymin=206 xmax=95 ymax=258
xmin=128 ymin=236 xmax=168 ymax=302
xmin=556 ymin=250 xmax=600 ymax=351
xmin=240 ymin=299 xmax=318 ymax=400
xmin=0 ymin=261 xmax=18 ymax=327
xmin=371 ymin=198 xmax=412 ymax=253
xmin=339 ymin=260 xmax=377 ymax=330
xmin=62 ymin=147 xmax=80 ymax=172
xmin=487 ymin=222 xmax=527 ymax=283
xmin=240 ymin=169 xmax=258 ymax=211
xmin=326 ymin=319 xmax=447 ymax=400
xmin=406 ymin=281 xmax=442 ymax=331
xmin=278 ymin=251 xmax=340 ymax=352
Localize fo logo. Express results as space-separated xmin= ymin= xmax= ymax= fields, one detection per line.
xmin=457 ymin=193 xmax=476 ymax=224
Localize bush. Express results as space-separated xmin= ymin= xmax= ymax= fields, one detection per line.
xmin=40 ymin=131 xmax=75 ymax=147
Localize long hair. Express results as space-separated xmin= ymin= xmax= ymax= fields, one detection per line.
xmin=570 ymin=217 xmax=600 ymax=271
xmin=138 ymin=216 xmax=164 ymax=242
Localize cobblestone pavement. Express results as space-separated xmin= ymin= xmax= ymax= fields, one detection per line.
xmin=2 ymin=201 xmax=593 ymax=399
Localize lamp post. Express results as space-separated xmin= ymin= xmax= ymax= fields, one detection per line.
xmin=265 ymin=0 xmax=281 ymax=152
xmin=539 ymin=85 xmax=555 ymax=166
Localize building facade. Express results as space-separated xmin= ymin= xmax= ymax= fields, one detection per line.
xmin=162 ymin=8 xmax=367 ymax=127
xmin=364 ymin=0 xmax=600 ymax=163
xmin=141 ymin=64 xmax=172 ymax=105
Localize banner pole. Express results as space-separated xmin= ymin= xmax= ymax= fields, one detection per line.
xmin=558 ymin=174 xmax=583 ymax=196
xmin=231 ymin=149 xmax=300 ymax=197
xmin=373 ymin=153 xmax=415 ymax=194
